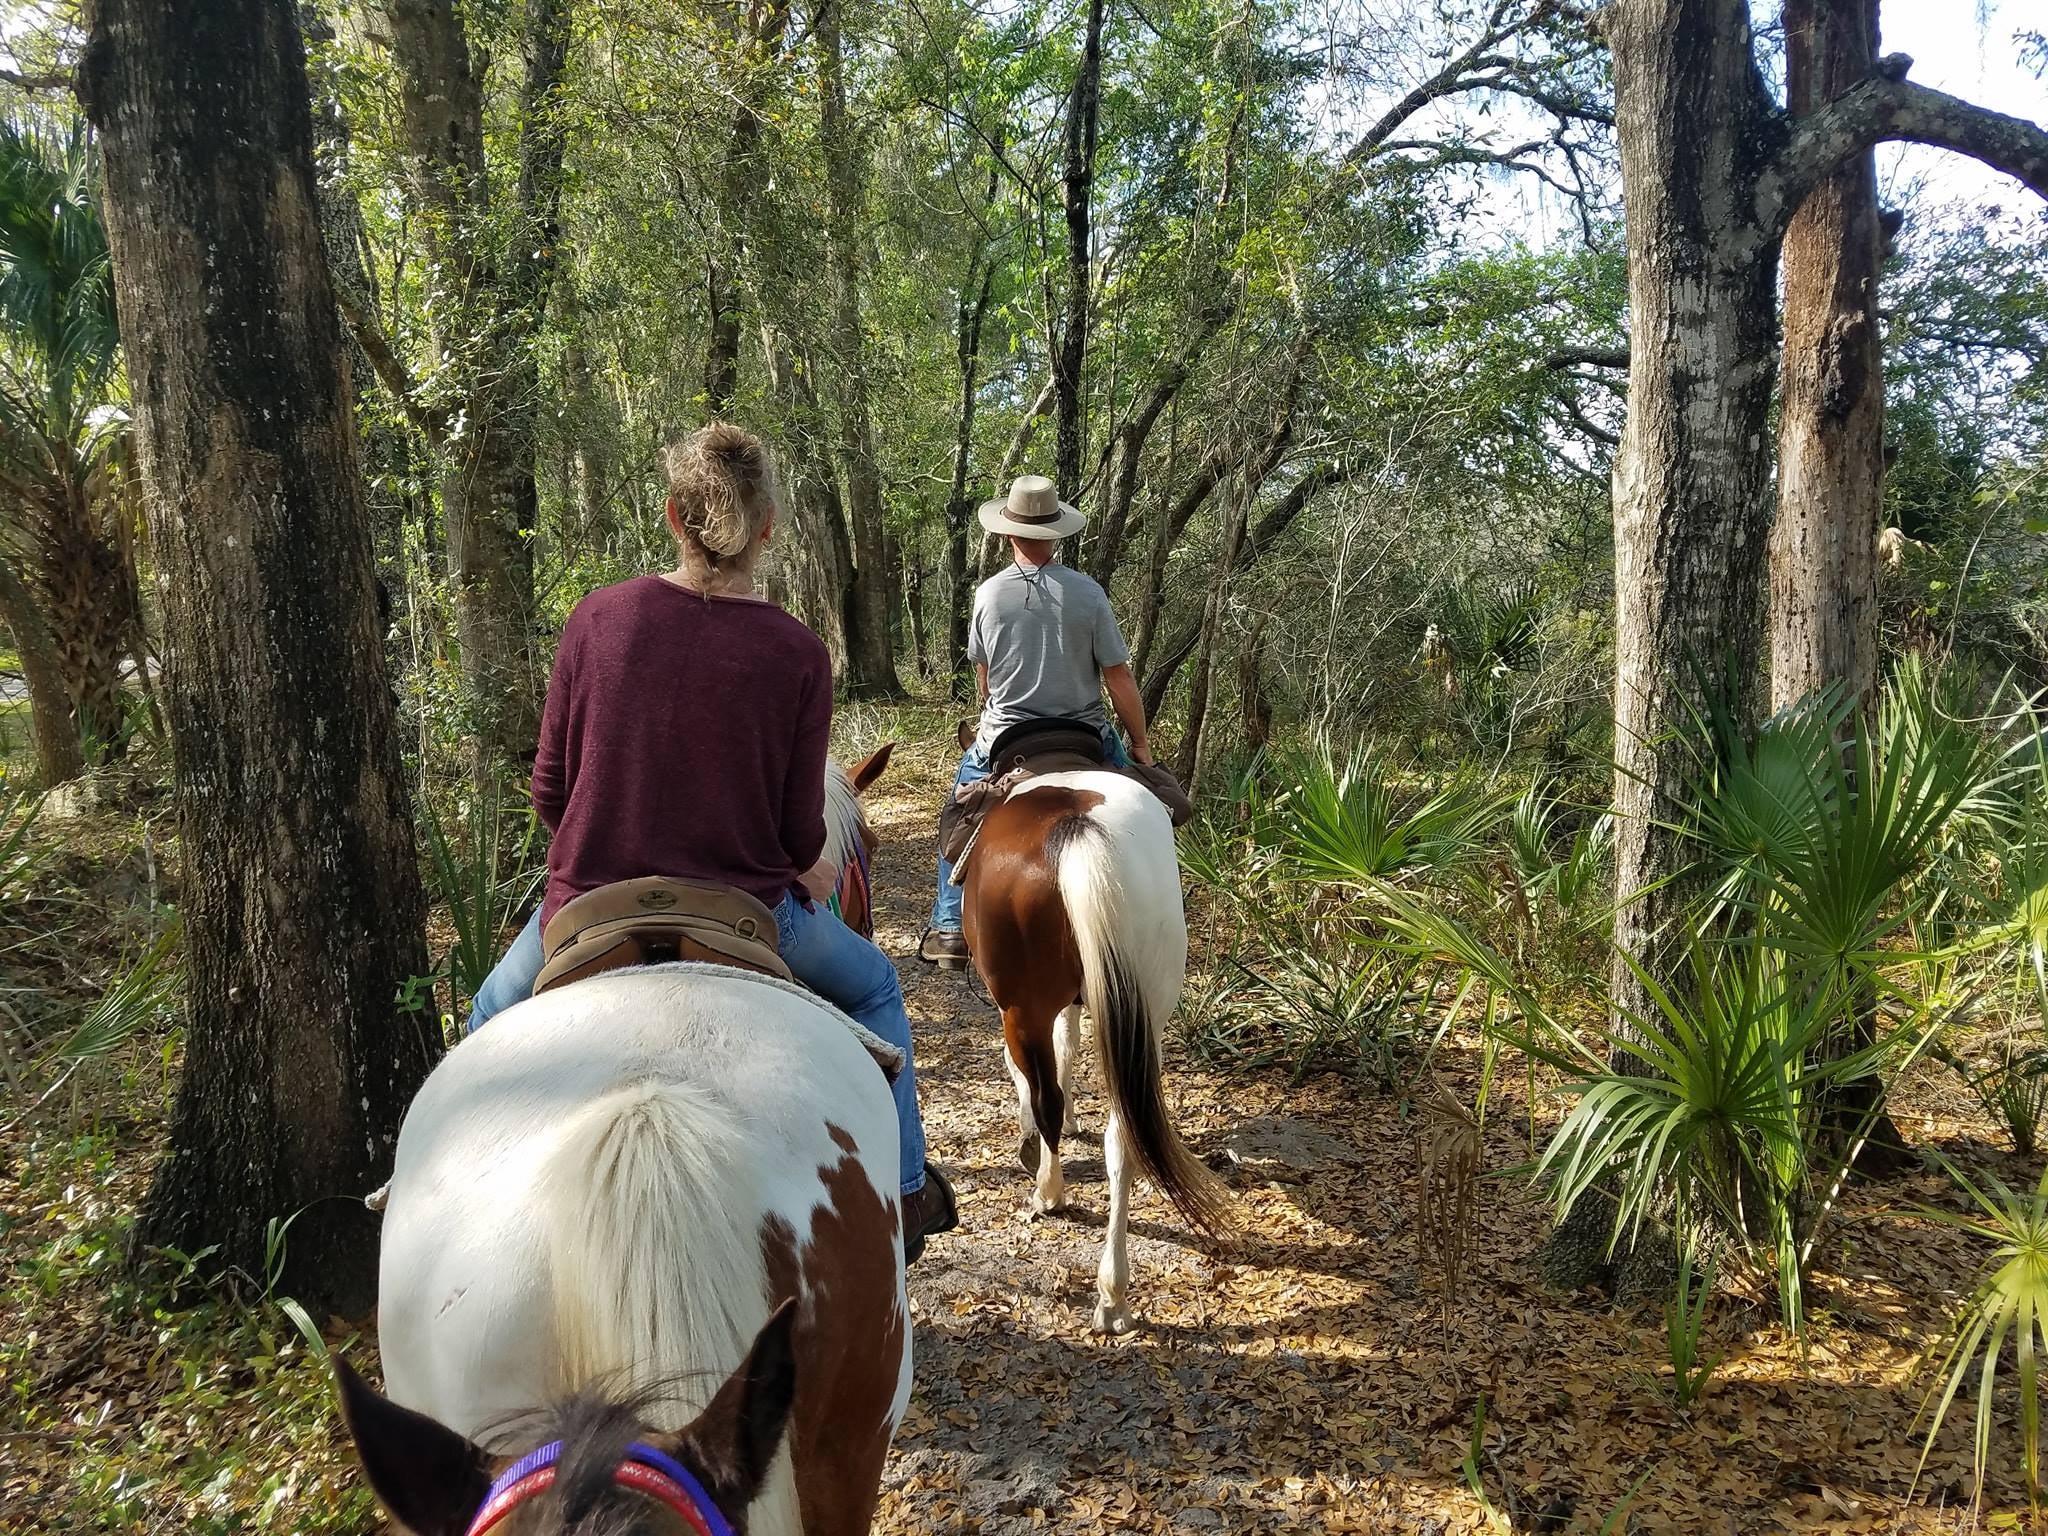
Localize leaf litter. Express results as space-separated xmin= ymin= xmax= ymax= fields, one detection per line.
xmin=0 ymin=737 xmax=2038 ymax=1532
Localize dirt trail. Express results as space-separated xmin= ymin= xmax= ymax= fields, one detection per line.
xmin=861 ymin=737 xmax=1998 ymax=1536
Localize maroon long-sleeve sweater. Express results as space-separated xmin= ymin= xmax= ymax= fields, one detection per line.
xmin=530 ymin=575 xmax=832 ymax=926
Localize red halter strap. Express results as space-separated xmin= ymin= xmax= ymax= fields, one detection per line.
xmin=464 ymin=1441 xmax=732 ymax=1536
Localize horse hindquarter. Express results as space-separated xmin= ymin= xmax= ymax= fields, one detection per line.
xmin=375 ymin=969 xmax=910 ymax=1536
xmin=968 ymin=772 xmax=1228 ymax=1333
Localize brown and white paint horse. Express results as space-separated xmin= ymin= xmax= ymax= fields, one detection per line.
xmin=359 ymin=961 xmax=909 ymax=1536
xmin=962 ymin=769 xmax=1229 ymax=1332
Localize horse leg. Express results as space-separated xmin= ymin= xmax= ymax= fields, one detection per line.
xmin=1056 ymin=1002 xmax=1084 ymax=1134
xmin=1093 ymin=1107 xmax=1135 ymax=1334
xmin=1003 ymin=1008 xmax=1067 ymax=1214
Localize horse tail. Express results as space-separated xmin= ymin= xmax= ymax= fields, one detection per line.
xmin=539 ymin=1078 xmax=768 ymax=1416
xmin=1051 ymin=786 xmax=1232 ymax=1237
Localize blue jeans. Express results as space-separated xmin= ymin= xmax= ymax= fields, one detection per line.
xmin=466 ymin=895 xmax=928 ymax=1196
xmin=929 ymin=724 xmax=1128 ymax=932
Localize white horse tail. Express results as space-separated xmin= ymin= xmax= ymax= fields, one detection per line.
xmin=540 ymin=1078 xmax=768 ymax=1418
xmin=1051 ymin=780 xmax=1231 ymax=1236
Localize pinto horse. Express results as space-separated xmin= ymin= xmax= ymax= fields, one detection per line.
xmin=962 ymin=769 xmax=1229 ymax=1333
xmin=352 ymin=965 xmax=910 ymax=1536
xmin=824 ymin=743 xmax=893 ymax=940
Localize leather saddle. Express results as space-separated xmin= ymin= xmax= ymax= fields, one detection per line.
xmin=533 ymin=876 xmax=792 ymax=995
xmin=939 ymin=716 xmax=1194 ymax=870
xmin=987 ymin=715 xmax=1109 ymax=775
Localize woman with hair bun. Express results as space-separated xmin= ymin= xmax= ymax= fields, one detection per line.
xmin=465 ymin=422 xmax=958 ymax=1260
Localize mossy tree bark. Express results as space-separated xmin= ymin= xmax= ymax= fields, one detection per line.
xmin=83 ymin=0 xmax=440 ymax=1314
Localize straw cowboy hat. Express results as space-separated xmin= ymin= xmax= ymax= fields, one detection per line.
xmin=978 ymin=473 xmax=1087 ymax=540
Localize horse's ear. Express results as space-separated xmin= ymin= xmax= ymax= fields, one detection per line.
xmin=848 ymin=741 xmax=895 ymax=794
xmin=956 ymin=718 xmax=976 ymax=751
xmin=335 ymin=1355 xmax=492 ymax=1536
xmin=672 ymin=1299 xmax=799 ymax=1515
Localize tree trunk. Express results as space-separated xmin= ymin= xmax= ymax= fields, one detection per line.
xmin=1602 ymin=0 xmax=1781 ymax=1028
xmin=0 ymin=548 xmax=84 ymax=784
xmin=1053 ymin=0 xmax=1106 ymax=499
xmin=762 ymin=327 xmax=853 ymax=669
xmin=565 ymin=339 xmax=611 ymax=546
xmin=31 ymin=472 xmax=139 ymax=759
xmin=1126 ymin=404 xmax=1183 ymax=679
xmin=443 ymin=411 xmax=540 ymax=766
xmin=1089 ymin=371 xmax=1178 ymax=587
xmin=816 ymin=0 xmax=899 ymax=697
xmin=374 ymin=0 xmax=568 ymax=774
xmin=979 ymin=374 xmax=1058 ymax=579
xmin=1771 ymin=0 xmax=1884 ymax=715
xmin=946 ymin=257 xmax=995 ymax=700
xmin=1136 ymin=378 xmax=1315 ymax=714
xmin=82 ymin=0 xmax=439 ymax=1315
xmin=705 ymin=254 xmax=743 ymax=416
xmin=1239 ymin=610 xmax=1273 ymax=759
xmin=1174 ymin=476 xmax=1249 ymax=789
xmin=1088 ymin=294 xmax=1237 ymax=587
xmin=1774 ymin=0 xmax=1916 ymax=1177
xmin=701 ymin=0 xmax=790 ymax=416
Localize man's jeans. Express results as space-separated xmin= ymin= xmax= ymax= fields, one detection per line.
xmin=928 ymin=725 xmax=1129 ymax=933
xmin=465 ymin=893 xmax=928 ymax=1196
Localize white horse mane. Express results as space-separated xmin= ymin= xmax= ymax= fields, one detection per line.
xmin=823 ymin=759 xmax=866 ymax=873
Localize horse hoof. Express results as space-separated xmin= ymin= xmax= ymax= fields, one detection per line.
xmin=1091 ymin=1304 xmax=1137 ymax=1335
xmin=1028 ymin=1193 xmax=1068 ymax=1218
xmin=1018 ymin=1134 xmax=1041 ymax=1173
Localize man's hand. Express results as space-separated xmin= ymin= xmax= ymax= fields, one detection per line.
xmin=799 ymin=856 xmax=840 ymax=903
xmin=1129 ymin=741 xmax=1155 ymax=766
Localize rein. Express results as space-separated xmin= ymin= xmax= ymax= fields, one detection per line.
xmin=827 ymin=817 xmax=873 ymax=936
xmin=467 ymin=1440 xmax=734 ymax=1536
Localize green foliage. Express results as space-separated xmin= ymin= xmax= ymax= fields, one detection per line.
xmin=0 ymin=112 xmax=119 ymax=434
xmin=2 ymin=1132 xmax=374 ymax=1532
xmin=0 ymin=788 xmax=43 ymax=906
xmin=1268 ymin=744 xmax=1507 ymax=887
xmin=1361 ymin=662 xmax=2038 ymax=1342
xmin=45 ymin=921 xmax=181 ymax=1068
xmin=1664 ymin=1246 xmax=1722 ymax=1407
xmin=1915 ymin=1153 xmax=2048 ymax=1514
xmin=1949 ymin=1038 xmax=2048 ymax=1158
xmin=1180 ymin=746 xmax=1502 ymax=1088
xmin=418 ymin=771 xmax=544 ymax=1021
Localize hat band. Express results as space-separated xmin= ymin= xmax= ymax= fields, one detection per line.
xmin=1008 ymin=499 xmax=1062 ymax=524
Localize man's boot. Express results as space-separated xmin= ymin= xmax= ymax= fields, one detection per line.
xmin=902 ymin=1164 xmax=960 ymax=1264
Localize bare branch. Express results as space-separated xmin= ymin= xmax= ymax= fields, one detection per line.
xmin=335 ymin=287 xmax=448 ymax=443
xmin=1544 ymin=345 xmax=1629 ymax=369
xmin=1556 ymin=392 xmax=1620 ymax=447
xmin=0 ymin=67 xmax=71 ymax=93
xmin=1758 ymin=73 xmax=2048 ymax=242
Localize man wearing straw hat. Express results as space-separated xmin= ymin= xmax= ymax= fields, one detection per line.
xmin=918 ymin=473 xmax=1156 ymax=969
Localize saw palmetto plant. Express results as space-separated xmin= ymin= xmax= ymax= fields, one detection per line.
xmin=0 ymin=113 xmax=142 ymax=764
xmin=1914 ymin=1154 xmax=2048 ymax=1515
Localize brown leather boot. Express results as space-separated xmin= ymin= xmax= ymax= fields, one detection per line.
xmin=901 ymin=1163 xmax=960 ymax=1266
xmin=918 ymin=929 xmax=971 ymax=971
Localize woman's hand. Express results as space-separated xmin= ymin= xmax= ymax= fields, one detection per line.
xmin=799 ymin=856 xmax=841 ymax=903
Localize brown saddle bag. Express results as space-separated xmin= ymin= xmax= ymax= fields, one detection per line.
xmin=533 ymin=876 xmax=792 ymax=995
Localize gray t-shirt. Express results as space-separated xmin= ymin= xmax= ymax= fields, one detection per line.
xmin=969 ymin=561 xmax=1130 ymax=751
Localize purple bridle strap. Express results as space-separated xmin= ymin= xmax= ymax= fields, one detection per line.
xmin=626 ymin=1443 xmax=736 ymax=1536
xmin=464 ymin=1438 xmax=734 ymax=1536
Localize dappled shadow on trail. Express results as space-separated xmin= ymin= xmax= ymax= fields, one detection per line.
xmin=855 ymin=740 xmax=2028 ymax=1533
